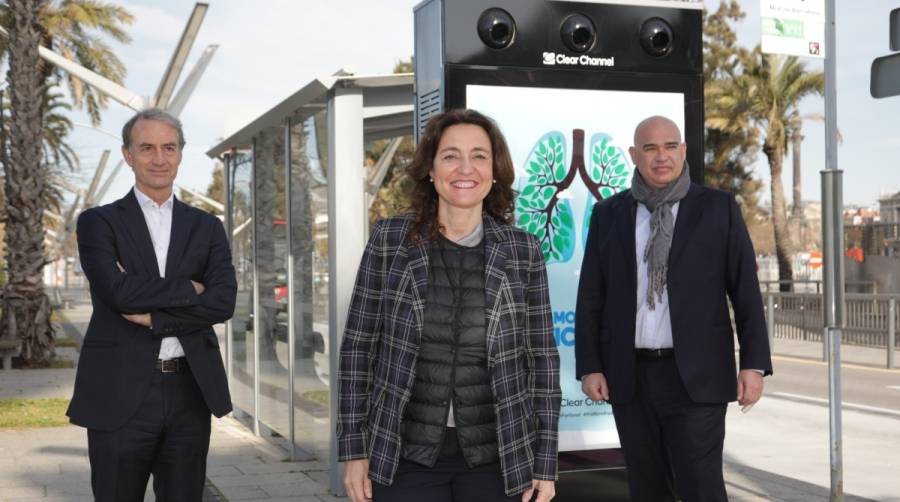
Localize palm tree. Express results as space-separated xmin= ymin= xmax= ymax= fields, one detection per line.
xmin=707 ymin=50 xmax=824 ymax=291
xmin=702 ymin=2 xmax=763 ymax=217
xmin=0 ymin=0 xmax=132 ymax=364
xmin=0 ymin=0 xmax=52 ymax=364
xmin=0 ymin=88 xmax=74 ymax=204
xmin=1 ymin=0 xmax=133 ymax=124
xmin=41 ymin=90 xmax=78 ymax=173
xmin=791 ymin=127 xmax=803 ymax=220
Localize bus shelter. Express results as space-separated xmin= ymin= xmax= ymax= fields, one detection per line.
xmin=207 ymin=72 xmax=413 ymax=494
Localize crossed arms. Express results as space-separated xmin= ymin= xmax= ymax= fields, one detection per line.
xmin=76 ymin=209 xmax=237 ymax=337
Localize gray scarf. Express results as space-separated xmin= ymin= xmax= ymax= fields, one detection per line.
xmin=630 ymin=161 xmax=691 ymax=310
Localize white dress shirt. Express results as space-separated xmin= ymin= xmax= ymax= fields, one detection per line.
xmin=634 ymin=201 xmax=679 ymax=349
xmin=133 ymin=187 xmax=184 ymax=360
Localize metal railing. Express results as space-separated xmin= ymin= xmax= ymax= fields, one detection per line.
xmin=763 ymin=292 xmax=899 ymax=368
xmin=758 ymin=280 xmax=878 ymax=294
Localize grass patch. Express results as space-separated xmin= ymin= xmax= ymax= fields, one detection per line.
xmin=11 ymin=356 xmax=72 ymax=369
xmin=0 ymin=398 xmax=70 ymax=429
xmin=54 ymin=337 xmax=77 ymax=348
xmin=300 ymin=390 xmax=329 ymax=406
xmin=48 ymin=358 xmax=74 ymax=369
xmin=12 ymin=356 xmax=75 ymax=369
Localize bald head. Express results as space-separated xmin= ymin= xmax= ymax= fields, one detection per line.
xmin=633 ymin=115 xmax=682 ymax=147
xmin=628 ymin=115 xmax=687 ymax=189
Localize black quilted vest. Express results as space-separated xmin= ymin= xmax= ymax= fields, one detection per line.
xmin=400 ymin=236 xmax=498 ymax=467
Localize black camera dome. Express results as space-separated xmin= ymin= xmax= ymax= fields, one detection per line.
xmin=640 ymin=17 xmax=674 ymax=57
xmin=560 ymin=13 xmax=596 ymax=53
xmin=477 ymin=8 xmax=516 ymax=49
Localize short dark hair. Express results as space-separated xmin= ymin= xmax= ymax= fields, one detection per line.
xmin=122 ymin=108 xmax=186 ymax=148
xmin=405 ymin=109 xmax=516 ymax=242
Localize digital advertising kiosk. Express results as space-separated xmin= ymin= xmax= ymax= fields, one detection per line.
xmin=414 ymin=0 xmax=704 ymax=470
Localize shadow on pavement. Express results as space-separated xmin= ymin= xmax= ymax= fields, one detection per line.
xmin=724 ymin=460 xmax=877 ymax=501
xmin=554 ymin=462 xmax=878 ymax=501
xmin=555 ymin=468 xmax=630 ymax=501
xmin=37 ymin=445 xmax=87 ymax=456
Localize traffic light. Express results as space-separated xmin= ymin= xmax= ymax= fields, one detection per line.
xmin=870 ymin=7 xmax=900 ymax=98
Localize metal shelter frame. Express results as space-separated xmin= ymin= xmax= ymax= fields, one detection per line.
xmin=207 ymin=72 xmax=413 ymax=495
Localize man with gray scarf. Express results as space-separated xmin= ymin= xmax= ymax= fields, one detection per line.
xmin=574 ymin=116 xmax=771 ymax=501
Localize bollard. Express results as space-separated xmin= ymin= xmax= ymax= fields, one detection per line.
xmin=889 ymin=297 xmax=896 ymax=370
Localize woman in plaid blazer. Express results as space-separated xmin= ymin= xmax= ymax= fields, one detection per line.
xmin=337 ymin=110 xmax=560 ymax=502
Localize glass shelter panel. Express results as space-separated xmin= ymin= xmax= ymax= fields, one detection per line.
xmin=229 ymin=153 xmax=255 ymax=416
xmin=254 ymin=126 xmax=291 ymax=437
xmin=290 ymin=111 xmax=332 ymax=460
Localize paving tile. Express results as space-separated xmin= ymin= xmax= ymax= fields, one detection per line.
xmin=217 ymin=484 xmax=270 ymax=500
xmin=0 ymin=485 xmax=46 ymax=498
xmin=207 ymin=464 xmax=243 ymax=477
xmin=261 ymin=480 xmax=322 ymax=497
xmin=315 ymin=494 xmax=345 ymax=502
xmin=237 ymin=462 xmax=313 ymax=475
xmin=212 ymin=472 xmax=312 ymax=488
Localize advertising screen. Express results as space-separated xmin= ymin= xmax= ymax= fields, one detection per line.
xmin=467 ymin=84 xmax=685 ymax=451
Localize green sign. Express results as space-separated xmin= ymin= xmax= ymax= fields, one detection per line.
xmin=762 ymin=17 xmax=804 ymax=39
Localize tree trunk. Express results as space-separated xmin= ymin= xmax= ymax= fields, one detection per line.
xmin=253 ymin=128 xmax=284 ymax=363
xmin=289 ymin=119 xmax=317 ymax=370
xmin=792 ymin=128 xmax=803 ymax=219
xmin=1 ymin=0 xmax=55 ymax=364
xmin=764 ymin=142 xmax=795 ymax=292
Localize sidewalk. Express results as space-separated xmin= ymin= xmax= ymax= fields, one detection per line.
xmin=0 ymin=364 xmax=335 ymax=501
xmin=0 ymin=297 xmax=338 ymax=502
xmin=1 ymin=295 xmax=897 ymax=501
xmin=775 ymin=337 xmax=895 ymax=368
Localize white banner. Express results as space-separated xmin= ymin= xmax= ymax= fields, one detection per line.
xmin=760 ymin=0 xmax=825 ymax=58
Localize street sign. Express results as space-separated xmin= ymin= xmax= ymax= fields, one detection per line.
xmin=809 ymin=249 xmax=823 ymax=269
xmin=871 ymin=52 xmax=900 ymax=98
xmin=871 ymin=7 xmax=900 ymax=99
xmin=760 ymin=0 xmax=825 ymax=58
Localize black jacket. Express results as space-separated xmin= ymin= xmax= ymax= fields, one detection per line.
xmin=402 ymin=237 xmax=497 ymax=467
xmin=575 ymin=184 xmax=772 ymax=405
xmin=67 ymin=191 xmax=236 ymax=430
xmin=337 ymin=215 xmax=560 ymax=496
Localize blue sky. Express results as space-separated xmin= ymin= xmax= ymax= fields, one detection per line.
xmin=708 ymin=0 xmax=900 ymax=208
xmin=63 ymin=0 xmax=899 ymax=207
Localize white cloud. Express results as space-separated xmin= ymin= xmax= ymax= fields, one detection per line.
xmin=63 ymin=0 xmax=898 ymax=208
xmin=118 ymin=1 xmax=186 ymax=44
xmin=67 ymin=0 xmax=418 ymax=202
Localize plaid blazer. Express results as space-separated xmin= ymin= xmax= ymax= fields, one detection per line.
xmin=337 ymin=214 xmax=560 ymax=496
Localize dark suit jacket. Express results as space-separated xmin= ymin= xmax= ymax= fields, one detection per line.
xmin=575 ymin=184 xmax=772 ymax=405
xmin=67 ymin=190 xmax=236 ymax=431
xmin=336 ymin=214 xmax=561 ymax=496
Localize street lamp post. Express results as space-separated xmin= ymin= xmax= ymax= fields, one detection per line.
xmin=821 ymin=1 xmax=844 ymax=500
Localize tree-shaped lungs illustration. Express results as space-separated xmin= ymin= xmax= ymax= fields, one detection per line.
xmin=516 ymin=129 xmax=632 ymax=262
xmin=586 ymin=133 xmax=631 ymax=199
xmin=581 ymin=133 xmax=633 ymax=249
xmin=515 ymin=131 xmax=576 ymax=263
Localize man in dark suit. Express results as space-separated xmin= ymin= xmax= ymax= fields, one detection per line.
xmin=67 ymin=108 xmax=236 ymax=501
xmin=575 ymin=116 xmax=772 ymax=501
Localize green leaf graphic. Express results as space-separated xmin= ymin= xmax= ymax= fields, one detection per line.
xmin=582 ymin=132 xmax=634 ymax=253
xmin=515 ymin=131 xmax=576 ymax=264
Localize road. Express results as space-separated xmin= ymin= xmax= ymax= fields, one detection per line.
xmin=553 ymin=354 xmax=900 ymax=501
xmin=766 ymin=354 xmax=900 ymax=414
